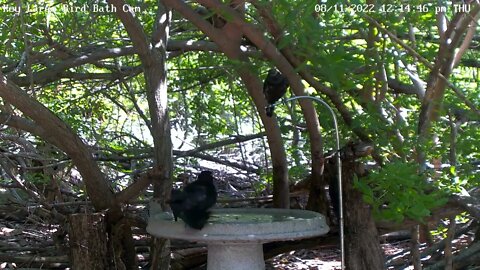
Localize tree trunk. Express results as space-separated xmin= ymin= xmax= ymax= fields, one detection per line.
xmin=306 ymin=170 xmax=331 ymax=222
xmin=107 ymin=0 xmax=174 ymax=268
xmin=343 ymin=160 xmax=384 ymax=269
xmin=252 ymin=1 xmax=325 ymax=212
xmin=144 ymin=4 xmax=174 ymax=269
xmin=417 ymin=7 xmax=480 ymax=164
xmin=340 ymin=142 xmax=384 ymax=270
xmin=163 ymin=0 xmax=291 ymax=208
xmin=69 ymin=213 xmax=108 ymax=270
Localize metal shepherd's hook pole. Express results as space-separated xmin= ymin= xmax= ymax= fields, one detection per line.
xmin=276 ymin=95 xmax=345 ymax=270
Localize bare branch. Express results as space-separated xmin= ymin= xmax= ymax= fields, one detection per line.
xmin=453 ymin=12 xmax=480 ymax=67
xmin=175 ymin=133 xmax=265 ymax=157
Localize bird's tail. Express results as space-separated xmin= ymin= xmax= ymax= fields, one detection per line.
xmin=265 ymin=105 xmax=275 ymax=117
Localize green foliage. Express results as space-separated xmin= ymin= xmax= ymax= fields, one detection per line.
xmin=430 ymin=223 xmax=448 ymax=238
xmin=431 ymin=213 xmax=469 ymax=239
xmin=253 ymin=170 xmax=271 ymax=195
xmin=288 ymin=164 xmax=309 ymax=180
xmin=1 ymin=0 xmax=479 ymax=211
xmin=355 ymin=162 xmax=448 ymax=223
xmin=24 ymin=172 xmax=50 ymax=185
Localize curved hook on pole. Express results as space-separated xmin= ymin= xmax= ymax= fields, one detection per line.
xmin=275 ymin=95 xmax=345 ymax=270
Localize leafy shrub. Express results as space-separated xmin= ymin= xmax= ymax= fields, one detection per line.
xmin=354 ymin=162 xmax=448 ymax=223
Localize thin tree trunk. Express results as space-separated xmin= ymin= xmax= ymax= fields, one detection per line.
xmin=145 ymin=3 xmax=174 ymax=269
xmin=162 ymin=0 xmax=291 ymax=208
xmin=411 ymin=225 xmax=422 ymax=270
xmin=444 ymin=215 xmax=456 ymax=270
xmin=107 ymin=0 xmax=173 ymax=268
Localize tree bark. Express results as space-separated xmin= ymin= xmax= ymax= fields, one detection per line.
xmin=336 ymin=142 xmax=384 ymax=270
xmin=0 ymin=72 xmax=114 ymax=211
xmin=417 ymin=5 xmax=480 ymax=164
xmin=107 ymin=0 xmax=174 ymax=268
xmin=163 ymin=0 xmax=291 ymax=208
xmin=69 ymin=213 xmax=108 ymax=270
xmin=198 ymin=0 xmax=290 ymax=208
xmin=0 ymin=72 xmax=138 ymax=268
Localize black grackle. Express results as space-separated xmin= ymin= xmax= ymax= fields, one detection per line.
xmin=263 ymin=68 xmax=288 ymax=117
xmin=169 ymin=189 xmax=185 ymax=222
xmin=168 ymin=171 xmax=217 ymax=229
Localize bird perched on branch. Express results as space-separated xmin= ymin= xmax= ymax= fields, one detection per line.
xmin=168 ymin=171 xmax=217 ymax=229
xmin=263 ymin=68 xmax=288 ymax=117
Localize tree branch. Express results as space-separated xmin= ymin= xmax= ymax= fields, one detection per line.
xmin=0 ymin=71 xmax=115 ymax=211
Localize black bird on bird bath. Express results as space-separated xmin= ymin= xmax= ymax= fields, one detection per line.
xmin=263 ymin=68 xmax=288 ymax=117
xmin=168 ymin=171 xmax=217 ymax=229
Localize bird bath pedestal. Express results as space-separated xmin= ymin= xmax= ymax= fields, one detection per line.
xmin=147 ymin=208 xmax=329 ymax=270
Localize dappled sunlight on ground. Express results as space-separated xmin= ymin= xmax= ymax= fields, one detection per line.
xmin=266 ymin=248 xmax=341 ymax=270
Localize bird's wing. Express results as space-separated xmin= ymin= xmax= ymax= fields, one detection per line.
xmin=183 ymin=185 xmax=208 ymax=210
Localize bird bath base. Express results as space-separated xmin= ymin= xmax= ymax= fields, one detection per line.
xmin=208 ymin=243 xmax=264 ymax=270
xmin=147 ymin=208 xmax=329 ymax=270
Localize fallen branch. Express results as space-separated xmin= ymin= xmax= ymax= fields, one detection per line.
xmin=425 ymin=241 xmax=480 ymax=270
xmin=0 ymin=254 xmax=69 ymax=265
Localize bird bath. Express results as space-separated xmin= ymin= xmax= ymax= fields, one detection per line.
xmin=147 ymin=208 xmax=329 ymax=270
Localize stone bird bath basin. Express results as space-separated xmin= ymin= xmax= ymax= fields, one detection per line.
xmin=147 ymin=208 xmax=329 ymax=270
